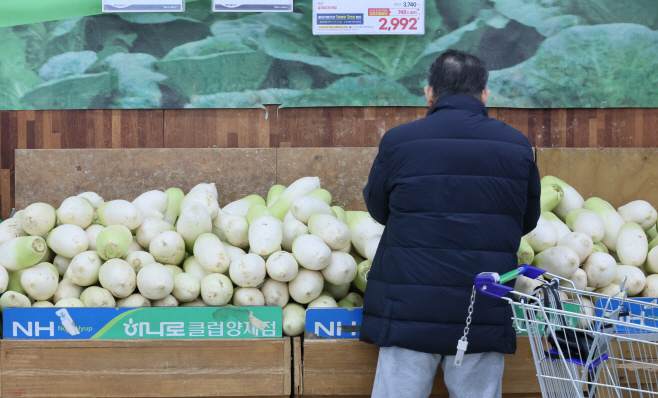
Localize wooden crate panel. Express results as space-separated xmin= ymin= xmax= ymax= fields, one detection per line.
xmin=15 ymin=148 xmax=276 ymax=210
xmin=536 ymin=148 xmax=658 ymax=208
xmin=299 ymin=338 xmax=540 ymax=396
xmin=1 ymin=339 xmax=291 ymax=397
xmin=276 ymin=148 xmax=378 ymax=211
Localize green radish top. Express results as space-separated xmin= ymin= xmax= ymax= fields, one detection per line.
xmin=10 ymin=236 xmax=47 ymax=269
xmin=541 ymin=211 xmax=561 ymax=222
xmin=540 ymin=183 xmax=564 ymax=212
xmin=338 ymin=299 xmax=356 ymax=308
xmin=592 ymin=242 xmax=609 ymax=254
xmin=517 ymin=238 xmax=534 ymax=265
xmin=242 ymin=194 xmax=266 ymax=206
xmin=96 ymin=225 xmax=133 ymax=260
xmin=584 ymin=197 xmax=615 ymax=214
xmin=332 ymin=206 xmax=347 ymax=223
xmin=165 ymin=188 xmax=185 ymax=218
xmin=266 ymin=185 xmax=286 ymax=207
xmin=308 ymin=189 xmax=332 ymax=205
xmin=246 ymin=204 xmax=275 ymax=224
xmin=540 ymin=176 xmax=571 ymax=189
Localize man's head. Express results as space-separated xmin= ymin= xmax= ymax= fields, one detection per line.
xmin=424 ymin=50 xmax=490 ymax=108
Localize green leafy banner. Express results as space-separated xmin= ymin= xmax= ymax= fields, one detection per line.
xmin=0 ymin=0 xmax=656 ymax=109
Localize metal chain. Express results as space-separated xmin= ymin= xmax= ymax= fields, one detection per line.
xmin=460 ymin=286 xmax=477 ymax=341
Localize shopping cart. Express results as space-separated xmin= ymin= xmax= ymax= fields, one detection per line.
xmin=456 ymin=264 xmax=658 ymax=397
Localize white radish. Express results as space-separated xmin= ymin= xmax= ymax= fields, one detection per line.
xmin=97 ymin=200 xmax=143 ymax=230
xmin=57 ymin=196 xmax=94 ymax=229
xmin=53 ymin=255 xmax=72 ymax=275
xmin=517 ymin=238 xmax=534 ymax=265
xmin=180 ymin=189 xmax=219 ymax=220
xmin=21 ymin=203 xmax=57 ymax=236
xmin=288 ymin=268 xmax=323 ymax=304
xmin=292 ymin=235 xmax=332 ymax=270
xmin=583 ymin=252 xmax=617 ymax=288
xmin=614 ymin=265 xmax=646 ymax=296
xmin=641 ymin=275 xmax=658 ymax=297
xmin=152 ymin=295 xmax=178 ymax=307
xmin=322 ymin=281 xmax=350 ymax=300
xmin=117 ymin=294 xmax=151 ymax=307
xmin=200 ymin=273 xmax=233 ymax=305
xmin=618 ymin=200 xmax=658 ymax=231
xmin=560 ymin=268 xmax=587 ymax=291
xmin=85 ymin=224 xmax=104 ymax=251
xmin=284 ymin=210 xmax=296 ymax=223
xmin=321 ymin=252 xmax=358 ymax=284
xmin=308 ymin=295 xmax=338 ymax=308
xmin=616 ymin=223 xmax=648 ymax=266
xmin=20 ymin=264 xmax=58 ymax=300
xmin=525 ymin=216 xmax=558 ymax=253
xmin=229 ymin=253 xmax=266 ymax=288
xmin=260 ymin=279 xmax=289 ymax=307
xmin=190 ymin=183 xmax=218 ymax=201
xmin=123 ymin=237 xmax=143 ymax=258
xmin=149 ymin=231 xmax=185 ymax=265
xmin=514 ymin=275 xmax=542 ymax=296
xmin=33 ymin=301 xmax=55 ymax=307
xmin=341 ymin=292 xmax=364 ymax=308
xmin=553 ymin=187 xmax=585 ymax=220
xmin=265 ymin=251 xmax=298 ymax=282
xmin=99 ymin=258 xmax=136 ymax=298
xmin=270 ymin=177 xmax=321 ymax=221
xmin=291 ymin=196 xmax=333 ymax=224
xmin=594 ymin=283 xmax=622 ymax=297
xmin=282 ymin=303 xmax=306 ymax=336
xmin=172 ymin=273 xmax=201 ymax=302
xmin=558 ymin=232 xmax=593 ymax=264
xmin=177 ymin=202 xmax=212 ymax=251
xmin=223 ymin=243 xmax=247 ymax=263
xmin=281 ymin=220 xmax=308 ymax=252
xmin=542 ymin=212 xmax=571 ymax=240
xmin=124 ymin=251 xmax=155 ymax=274
xmin=584 ymin=198 xmax=625 ymax=251
xmin=80 ymin=286 xmax=115 ymax=307
xmin=165 ymin=264 xmax=183 ymax=278
xmin=232 ymin=287 xmax=265 ymax=306
xmin=65 ymin=251 xmax=102 ymax=286
xmin=0 ymin=265 xmax=8 ymax=294
xmin=180 ymin=299 xmax=206 ymax=307
xmin=532 ymin=246 xmax=580 ymax=278
xmin=213 ymin=211 xmax=249 ymax=248
xmin=137 ymin=263 xmax=174 ymax=300
xmin=136 ymin=218 xmax=175 ymax=249
xmin=193 ymin=233 xmax=231 ymax=274
xmin=78 ymin=192 xmax=104 ymax=209
xmin=96 ymin=225 xmax=133 ymax=260
xmin=53 ymin=279 xmax=83 ymax=303
xmin=0 ymin=236 xmax=47 ymax=271
xmin=132 ymin=190 xmax=169 ymax=220
xmin=47 ymin=224 xmax=89 ymax=258
xmin=310 ymin=214 xmax=351 ymax=251
xmin=163 ymin=188 xmax=184 ymax=225
xmin=55 ymin=298 xmax=85 ymax=307
xmin=0 ymin=291 xmax=31 ymax=311
xmin=183 ymin=256 xmax=209 ymax=283
xmin=346 ymin=211 xmax=385 ymax=258
xmin=566 ymin=209 xmax=605 ymax=243
xmin=364 ymin=234 xmax=381 ymax=262
xmin=248 ymin=216 xmax=283 ymax=256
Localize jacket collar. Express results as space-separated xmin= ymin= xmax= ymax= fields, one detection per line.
xmin=427 ymin=94 xmax=489 ymax=117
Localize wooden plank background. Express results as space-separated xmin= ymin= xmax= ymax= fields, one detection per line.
xmin=1 ymin=107 xmax=657 ymax=219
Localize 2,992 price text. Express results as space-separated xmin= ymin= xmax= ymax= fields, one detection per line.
xmin=379 ymin=17 xmax=418 ymax=31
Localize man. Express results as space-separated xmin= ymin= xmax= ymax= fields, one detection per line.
xmin=360 ymin=50 xmax=541 ymax=398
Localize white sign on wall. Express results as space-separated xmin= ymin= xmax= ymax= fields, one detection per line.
xmin=102 ymin=0 xmax=185 ymax=12
xmin=312 ymin=0 xmax=424 ymax=35
xmin=213 ymin=0 xmax=293 ymax=12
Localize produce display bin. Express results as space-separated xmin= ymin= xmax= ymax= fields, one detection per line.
xmin=1 ymin=338 xmax=292 ymax=397
xmin=293 ymin=337 xmax=542 ymax=398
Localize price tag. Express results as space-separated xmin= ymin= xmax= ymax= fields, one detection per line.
xmin=312 ymin=0 xmax=424 ymax=35
xmin=213 ymin=0 xmax=293 ymax=12
xmin=102 ymin=0 xmax=185 ymax=12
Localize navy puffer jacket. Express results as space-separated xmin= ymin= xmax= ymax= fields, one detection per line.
xmin=359 ymin=94 xmax=541 ymax=355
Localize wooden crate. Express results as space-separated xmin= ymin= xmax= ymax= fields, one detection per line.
xmin=294 ymin=337 xmax=541 ymax=398
xmin=1 ymin=338 xmax=291 ymax=398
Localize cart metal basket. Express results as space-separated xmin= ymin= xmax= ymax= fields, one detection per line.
xmin=460 ymin=264 xmax=658 ymax=397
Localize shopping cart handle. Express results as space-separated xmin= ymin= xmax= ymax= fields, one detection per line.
xmin=474 ymin=264 xmax=546 ymax=299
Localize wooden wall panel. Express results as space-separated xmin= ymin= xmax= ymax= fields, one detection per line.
xmin=1 ymin=107 xmax=657 ymax=219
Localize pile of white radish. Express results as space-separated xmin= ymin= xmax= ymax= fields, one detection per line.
xmin=0 ymin=177 xmax=382 ymax=337
xmin=516 ymin=176 xmax=658 ymax=300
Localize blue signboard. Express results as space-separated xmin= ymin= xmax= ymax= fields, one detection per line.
xmin=305 ymin=308 xmax=363 ymax=338
xmin=595 ymin=298 xmax=658 ymax=334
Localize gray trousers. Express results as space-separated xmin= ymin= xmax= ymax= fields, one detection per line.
xmin=371 ymin=346 xmax=504 ymax=398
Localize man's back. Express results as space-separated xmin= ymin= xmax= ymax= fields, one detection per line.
xmin=360 ymin=94 xmax=540 ymax=356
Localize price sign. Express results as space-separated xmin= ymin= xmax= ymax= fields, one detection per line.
xmin=313 ymin=0 xmax=424 ymax=35
xmin=213 ymin=0 xmax=293 ymax=12
xmin=102 ymin=0 xmax=185 ymax=12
